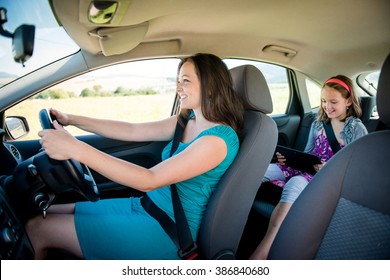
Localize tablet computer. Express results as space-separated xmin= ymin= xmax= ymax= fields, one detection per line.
xmin=274 ymin=145 xmax=321 ymax=174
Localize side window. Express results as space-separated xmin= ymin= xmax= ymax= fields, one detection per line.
xmin=305 ymin=78 xmax=321 ymax=109
xmin=223 ymin=59 xmax=289 ymax=115
xmin=5 ymin=59 xmax=180 ymax=140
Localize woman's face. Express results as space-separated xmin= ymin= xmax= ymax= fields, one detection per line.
xmin=321 ymin=85 xmax=352 ymax=120
xmin=177 ymin=61 xmax=201 ymax=110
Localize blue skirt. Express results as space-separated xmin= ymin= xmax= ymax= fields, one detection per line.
xmin=74 ymin=196 xmax=179 ymax=259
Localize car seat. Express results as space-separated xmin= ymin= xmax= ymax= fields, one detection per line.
xmin=197 ymin=65 xmax=278 ymax=259
xmin=359 ymin=95 xmax=378 ymax=132
xmin=268 ymin=53 xmax=390 ymax=259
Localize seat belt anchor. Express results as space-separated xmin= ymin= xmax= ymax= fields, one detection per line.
xmin=178 ymin=243 xmax=198 ymax=260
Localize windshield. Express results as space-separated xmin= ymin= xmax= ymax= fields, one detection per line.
xmin=0 ymin=0 xmax=79 ymax=88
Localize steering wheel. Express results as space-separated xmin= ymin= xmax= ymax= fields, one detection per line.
xmin=38 ymin=109 xmax=99 ymax=202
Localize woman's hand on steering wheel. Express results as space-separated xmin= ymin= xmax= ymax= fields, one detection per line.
xmin=38 ymin=108 xmax=99 ymax=202
xmin=38 ymin=121 xmax=81 ymax=161
xmin=49 ymin=108 xmax=70 ymax=126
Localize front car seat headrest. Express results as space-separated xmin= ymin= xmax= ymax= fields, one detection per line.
xmin=377 ymin=52 xmax=390 ymax=126
xmin=229 ymin=65 xmax=273 ymax=114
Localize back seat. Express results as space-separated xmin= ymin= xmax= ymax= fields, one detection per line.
xmin=253 ymin=95 xmax=379 ymax=219
xmin=360 ymin=95 xmax=379 ymax=132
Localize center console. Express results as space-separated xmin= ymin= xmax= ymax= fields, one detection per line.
xmin=0 ymin=185 xmax=34 ymax=259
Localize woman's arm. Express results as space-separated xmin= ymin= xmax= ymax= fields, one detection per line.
xmin=39 ymin=122 xmax=228 ymax=192
xmin=50 ymin=108 xmax=177 ymax=142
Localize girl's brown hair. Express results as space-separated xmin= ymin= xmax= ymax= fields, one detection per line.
xmin=177 ymin=53 xmax=244 ymax=134
xmin=317 ymin=74 xmax=362 ymax=123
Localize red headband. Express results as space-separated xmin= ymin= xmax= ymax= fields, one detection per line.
xmin=324 ymin=78 xmax=351 ymax=94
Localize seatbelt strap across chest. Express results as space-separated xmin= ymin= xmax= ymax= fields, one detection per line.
xmin=141 ymin=116 xmax=197 ymax=259
xmin=323 ymin=121 xmax=341 ymax=154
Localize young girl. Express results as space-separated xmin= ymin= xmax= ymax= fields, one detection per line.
xmin=250 ymin=75 xmax=367 ymax=260
xmin=26 ymin=53 xmax=244 ymax=259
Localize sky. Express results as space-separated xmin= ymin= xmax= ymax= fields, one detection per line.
xmin=0 ymin=0 xmax=79 ymax=78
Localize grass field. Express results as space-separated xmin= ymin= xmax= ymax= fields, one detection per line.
xmin=6 ymin=95 xmax=176 ymax=140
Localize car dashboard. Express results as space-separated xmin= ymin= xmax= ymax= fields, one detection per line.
xmin=0 ymin=185 xmax=34 ymax=259
xmin=1 ymin=129 xmax=34 ymax=259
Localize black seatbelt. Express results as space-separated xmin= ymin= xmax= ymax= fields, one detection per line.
xmin=323 ymin=121 xmax=341 ymax=154
xmin=141 ymin=116 xmax=197 ymax=259
xmin=169 ymin=117 xmax=198 ymax=259
xmin=141 ymin=195 xmax=179 ymax=247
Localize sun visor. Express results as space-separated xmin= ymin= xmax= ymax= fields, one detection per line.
xmin=95 ymin=22 xmax=149 ymax=56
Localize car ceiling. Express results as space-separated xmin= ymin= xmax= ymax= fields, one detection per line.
xmin=51 ymin=0 xmax=390 ymax=81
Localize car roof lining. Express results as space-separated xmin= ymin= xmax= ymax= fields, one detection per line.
xmin=50 ymin=0 xmax=390 ymax=82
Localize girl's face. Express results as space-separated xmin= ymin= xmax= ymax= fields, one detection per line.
xmin=321 ymin=85 xmax=352 ymax=121
xmin=177 ymin=61 xmax=201 ymax=110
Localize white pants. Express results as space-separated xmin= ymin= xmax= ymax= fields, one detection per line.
xmin=263 ymin=164 xmax=309 ymax=204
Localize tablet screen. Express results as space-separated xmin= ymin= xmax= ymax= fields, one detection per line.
xmin=275 ymin=145 xmax=321 ymax=174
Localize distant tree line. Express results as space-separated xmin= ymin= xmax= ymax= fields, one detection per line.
xmin=34 ymin=85 xmax=158 ymax=99
xmin=35 ymin=89 xmax=76 ymax=99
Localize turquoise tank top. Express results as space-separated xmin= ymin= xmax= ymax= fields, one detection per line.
xmin=147 ymin=125 xmax=239 ymax=238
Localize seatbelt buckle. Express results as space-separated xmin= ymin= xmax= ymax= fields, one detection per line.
xmin=178 ymin=243 xmax=198 ymax=260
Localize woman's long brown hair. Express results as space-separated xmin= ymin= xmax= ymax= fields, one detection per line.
xmin=177 ymin=53 xmax=244 ymax=134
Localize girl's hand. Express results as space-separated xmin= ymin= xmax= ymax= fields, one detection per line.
xmin=314 ymin=161 xmax=326 ymax=172
xmin=38 ymin=121 xmax=81 ymax=161
xmin=50 ymin=108 xmax=70 ymax=126
xmin=276 ymin=152 xmax=286 ymax=165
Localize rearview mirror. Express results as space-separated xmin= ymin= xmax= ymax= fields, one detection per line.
xmin=12 ymin=24 xmax=35 ymax=66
